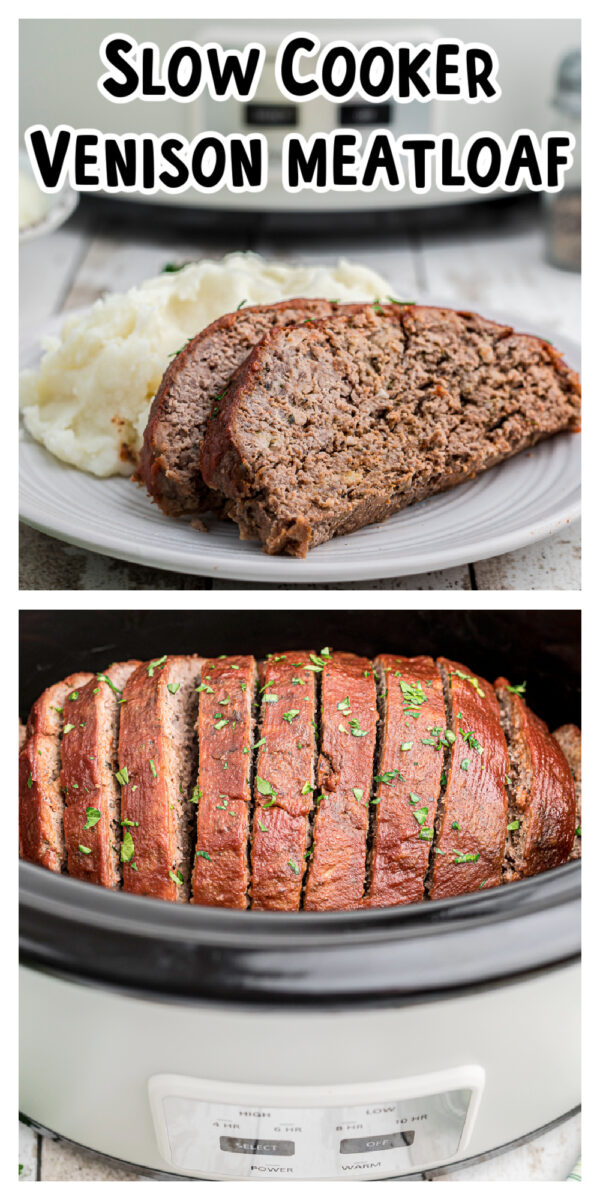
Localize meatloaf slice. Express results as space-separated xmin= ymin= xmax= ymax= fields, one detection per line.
xmin=201 ymin=303 xmax=581 ymax=557
xmin=61 ymin=661 xmax=140 ymax=887
xmin=19 ymin=672 xmax=94 ymax=872
xmin=303 ymin=652 xmax=378 ymax=911
xmin=553 ymin=724 xmax=581 ymax=861
xmin=250 ymin=651 xmax=318 ymax=911
xmin=363 ymin=656 xmax=446 ymax=908
xmin=118 ymin=655 xmax=203 ymax=901
xmin=428 ymin=659 xmax=509 ymax=898
xmin=192 ymin=655 xmax=256 ymax=909
xmin=137 ymin=298 xmax=342 ymax=518
xmin=496 ymin=680 xmax=576 ymax=880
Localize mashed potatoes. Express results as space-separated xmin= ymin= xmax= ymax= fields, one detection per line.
xmin=20 ymin=252 xmax=393 ymax=477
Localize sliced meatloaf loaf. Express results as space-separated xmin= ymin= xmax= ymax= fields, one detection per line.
xmin=496 ymin=679 xmax=576 ymax=880
xmin=61 ymin=661 xmax=139 ymax=887
xmin=137 ymin=298 xmax=342 ymax=518
xmin=553 ymin=724 xmax=581 ymax=861
xmin=118 ymin=655 xmax=203 ymax=901
xmin=250 ymin=651 xmax=318 ymax=911
xmin=304 ymin=652 xmax=378 ymax=911
xmin=201 ymin=304 xmax=581 ymax=556
xmin=428 ymin=659 xmax=509 ymax=898
xmin=192 ymin=655 xmax=256 ymax=908
xmin=19 ymin=672 xmax=94 ymax=872
xmin=19 ymin=649 xmax=580 ymax=907
xmin=363 ymin=655 xmax=446 ymax=908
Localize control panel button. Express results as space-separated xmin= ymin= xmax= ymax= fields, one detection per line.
xmin=220 ymin=1136 xmax=295 ymax=1157
xmin=340 ymin=1131 xmax=415 ymax=1155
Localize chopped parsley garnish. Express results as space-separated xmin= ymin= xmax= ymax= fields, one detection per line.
xmin=283 ymin=709 xmax=300 ymax=723
xmin=507 ymin=819 xmax=521 ymax=831
xmin=576 ymin=825 xmax=581 ymax=837
xmin=236 ymin=298 xmax=247 ymax=310
xmin=412 ymin=806 xmax=429 ymax=827
xmin=320 ymin=647 xmax=332 ymax=659
xmin=263 ymin=694 xmax=278 ymax=704
xmin=460 ymin=759 xmax=470 ymax=771
xmin=451 ymin=669 xmax=485 ymax=698
xmin=167 ymin=682 xmax=181 ymax=695
xmin=147 ymin=655 xmax=167 ymax=677
xmin=301 ymin=782 xmax=313 ymax=795
xmin=452 ymin=821 xmax=460 ymax=831
xmin=96 ymin=674 xmax=122 ymax=694
xmin=27 ymin=774 xmax=32 ymax=789
xmin=189 ymin=786 xmax=201 ymax=804
xmin=251 ymin=737 xmax=266 ymax=750
xmin=256 ymin=776 xmax=276 ymax=799
xmin=258 ymin=819 xmax=267 ymax=832
xmin=375 ymin=769 xmax=403 ymax=784
xmin=214 ymin=718 xmax=229 ymax=730
xmin=120 ymin=818 xmax=139 ymax=827
xmin=399 ymin=681 xmax=426 ymax=708
xmin=83 ymin=806 xmax=101 ymax=830
xmin=196 ymin=682 xmax=214 ymax=694
xmin=169 ymin=869 xmax=183 ymax=886
xmin=418 ymin=827 xmax=434 ymax=841
xmin=149 ymin=759 xmax=158 ymax=778
xmin=462 ymin=730 xmax=483 ymax=755
xmin=115 ymin=766 xmax=129 ymax=786
xmin=120 ymin=830 xmax=135 ymax=863
xmin=68 ymin=691 xmax=79 ymax=701
xmin=63 ymin=724 xmax=75 ymax=734
xmin=408 ymin=792 xmax=420 ymax=805
xmin=352 ymin=787 xmax=364 ymax=802
xmin=196 ymin=849 xmax=211 ymax=861
xmin=349 ymin=717 xmax=368 ymax=738
xmin=78 ymin=844 xmax=92 ymax=855
xmin=506 ymin=682 xmax=527 ymax=696
xmin=453 ymin=851 xmax=480 ymax=864
xmin=337 ymin=696 xmax=351 ymax=713
xmin=288 ymin=859 xmax=300 ymax=875
xmin=400 ymin=742 xmax=413 ymax=751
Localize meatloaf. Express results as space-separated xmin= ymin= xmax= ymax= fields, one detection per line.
xmin=19 ymin=649 xmax=580 ymax=909
xmin=118 ymin=655 xmax=204 ymax=901
xmin=137 ymin=299 xmax=343 ymax=518
xmin=61 ymin=661 xmax=140 ymax=888
xmin=19 ymin=671 xmax=94 ymax=872
xmin=496 ymin=678 xmax=576 ymax=880
xmin=553 ymin=724 xmax=581 ymax=861
xmin=250 ymin=652 xmax=318 ymax=911
xmin=192 ymin=655 xmax=256 ymax=908
xmin=201 ymin=304 xmax=581 ymax=556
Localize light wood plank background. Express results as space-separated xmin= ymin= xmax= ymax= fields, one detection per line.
xmin=19 ymin=201 xmax=580 ymax=591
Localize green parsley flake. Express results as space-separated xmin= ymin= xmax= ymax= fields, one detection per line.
xmin=301 ymin=782 xmax=313 ymax=795
xmin=400 ymin=742 xmax=413 ymax=751
xmin=115 ymin=766 xmax=129 ymax=786
xmin=147 ymin=655 xmax=167 ymax=677
xmin=83 ymin=806 xmax=101 ymax=830
xmin=288 ymin=859 xmax=300 ymax=875
xmin=264 ymin=694 xmax=278 ymax=704
xmin=196 ymin=682 xmax=214 ymax=694
xmin=256 ymin=776 xmax=276 ymax=798
xmin=418 ymin=827 xmax=434 ymax=841
xmin=169 ymin=869 xmax=183 ymax=886
xmin=460 ymin=759 xmax=470 ymax=772
xmin=120 ymin=830 xmax=135 ymax=863
xmin=258 ymin=819 xmax=267 ymax=832
xmin=149 ymin=759 xmax=158 ymax=778
xmin=215 ymin=719 xmax=229 ymax=730
xmin=96 ymin=674 xmax=122 ymax=694
xmin=252 ymin=737 xmax=266 ymax=750
xmin=412 ymin=806 xmax=429 ymax=827
xmin=349 ymin=717 xmax=368 ymax=738
xmin=337 ymin=696 xmax=351 ymax=713
xmin=506 ymin=682 xmax=527 ymax=696
xmin=196 ymin=849 xmax=211 ymax=861
xmin=27 ymin=774 xmax=32 ymax=789
xmin=352 ymin=788 xmax=364 ymax=802
xmin=453 ymin=851 xmax=480 ymax=864
xmin=283 ymin=709 xmax=300 ymax=723
xmin=507 ymin=819 xmax=520 ymax=831
xmin=78 ymin=844 xmax=92 ymax=855
xmin=167 ymin=682 xmax=181 ymax=695
xmin=63 ymin=724 xmax=75 ymax=734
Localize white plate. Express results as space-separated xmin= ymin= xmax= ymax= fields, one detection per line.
xmin=19 ymin=309 xmax=581 ymax=584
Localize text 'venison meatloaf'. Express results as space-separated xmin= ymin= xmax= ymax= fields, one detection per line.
xmin=496 ymin=679 xmax=576 ymax=880
xmin=250 ymin=652 xmax=318 ymax=911
xmin=304 ymin=652 xmax=378 ymax=911
xmin=118 ymin=656 xmax=203 ymax=901
xmin=553 ymin=724 xmax=581 ymax=861
xmin=19 ymin=672 xmax=94 ymax=872
xmin=428 ymin=660 xmax=509 ymax=898
xmin=137 ymin=299 xmax=342 ymax=518
xmin=192 ymin=655 xmax=256 ymax=908
xmin=201 ymin=304 xmax=581 ymax=557
xmin=363 ymin=656 xmax=445 ymax=908
xmin=61 ymin=661 xmax=140 ymax=887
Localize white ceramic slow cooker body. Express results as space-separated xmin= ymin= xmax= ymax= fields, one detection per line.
xmin=19 ymin=860 xmax=580 ymax=1181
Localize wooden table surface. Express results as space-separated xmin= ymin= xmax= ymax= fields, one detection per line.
xmin=19 ymin=200 xmax=580 ymax=591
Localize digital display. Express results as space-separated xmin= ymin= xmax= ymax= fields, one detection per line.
xmin=340 ymin=1130 xmax=415 ymax=1155
xmin=220 ymin=1136 xmax=295 ymax=1157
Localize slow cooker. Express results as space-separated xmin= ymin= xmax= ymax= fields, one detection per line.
xmin=19 ymin=609 xmax=581 ymax=1180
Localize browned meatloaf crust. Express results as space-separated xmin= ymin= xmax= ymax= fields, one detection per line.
xmin=303 ymin=652 xmax=378 ymax=911
xmin=61 ymin=661 xmax=139 ymax=887
xmin=429 ymin=660 xmax=509 ymax=898
xmin=192 ymin=655 xmax=256 ymax=908
xmin=363 ymin=656 xmax=446 ymax=908
xmin=250 ymin=652 xmax=318 ymax=911
xmin=118 ymin=656 xmax=204 ymax=901
xmin=553 ymin=724 xmax=581 ymax=861
xmin=496 ymin=679 xmax=576 ymax=880
xmin=19 ymin=672 xmax=94 ymax=872
xmin=137 ymin=299 xmax=343 ymax=517
xmin=201 ymin=304 xmax=581 ymax=557
xmin=19 ymin=651 xmax=580 ymax=907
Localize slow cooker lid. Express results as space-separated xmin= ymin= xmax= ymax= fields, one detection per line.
xmin=20 ymin=860 xmax=580 ymax=1008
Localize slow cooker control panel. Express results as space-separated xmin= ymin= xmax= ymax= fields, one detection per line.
xmin=149 ymin=1068 xmax=483 ymax=1180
